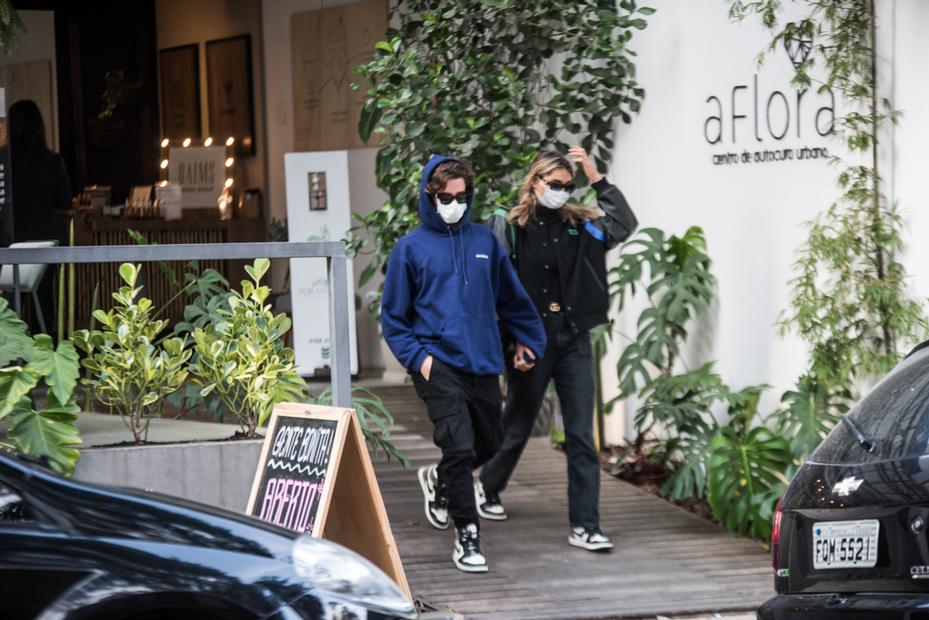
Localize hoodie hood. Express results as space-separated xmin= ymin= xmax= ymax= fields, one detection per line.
xmin=419 ymin=154 xmax=473 ymax=233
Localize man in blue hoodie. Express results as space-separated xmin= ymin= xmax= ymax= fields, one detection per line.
xmin=381 ymin=155 xmax=546 ymax=573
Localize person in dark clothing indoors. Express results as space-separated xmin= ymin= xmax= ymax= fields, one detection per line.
xmin=381 ymin=155 xmax=546 ymax=573
xmin=479 ymin=146 xmax=637 ymax=552
xmin=7 ymin=99 xmax=72 ymax=335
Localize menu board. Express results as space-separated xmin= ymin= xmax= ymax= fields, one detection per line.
xmin=249 ymin=414 xmax=339 ymax=534
xmin=245 ymin=403 xmax=411 ymax=598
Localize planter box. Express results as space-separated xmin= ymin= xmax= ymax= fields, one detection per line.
xmin=73 ymin=440 xmax=264 ymax=512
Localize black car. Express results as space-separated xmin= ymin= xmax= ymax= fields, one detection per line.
xmin=0 ymin=450 xmax=431 ymax=620
xmin=759 ymin=342 xmax=929 ymax=619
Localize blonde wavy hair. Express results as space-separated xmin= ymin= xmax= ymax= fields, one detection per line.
xmin=508 ymin=150 xmax=601 ymax=228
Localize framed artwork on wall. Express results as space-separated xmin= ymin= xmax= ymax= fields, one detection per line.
xmin=159 ymin=44 xmax=201 ymax=141
xmin=206 ymin=34 xmax=255 ymax=156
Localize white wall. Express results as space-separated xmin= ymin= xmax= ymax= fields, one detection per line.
xmin=262 ymin=0 xmax=401 ymax=378
xmin=892 ymin=0 xmax=929 ymax=304
xmin=603 ymin=0 xmax=860 ymax=442
xmin=4 ymin=10 xmax=58 ymax=151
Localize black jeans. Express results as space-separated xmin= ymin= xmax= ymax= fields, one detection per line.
xmin=411 ymin=358 xmax=504 ymax=528
xmin=480 ymin=328 xmax=600 ymax=529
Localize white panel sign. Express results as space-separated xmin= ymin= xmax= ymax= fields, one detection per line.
xmin=285 ymin=151 xmax=358 ymax=376
xmin=168 ymin=146 xmax=225 ymax=208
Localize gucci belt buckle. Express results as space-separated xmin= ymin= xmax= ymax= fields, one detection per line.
xmin=548 ymin=302 xmax=561 ymax=313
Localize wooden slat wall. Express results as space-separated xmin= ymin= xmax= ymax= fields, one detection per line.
xmin=71 ymin=216 xmax=263 ymax=327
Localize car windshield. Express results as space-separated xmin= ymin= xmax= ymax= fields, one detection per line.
xmin=811 ymin=347 xmax=929 ymax=465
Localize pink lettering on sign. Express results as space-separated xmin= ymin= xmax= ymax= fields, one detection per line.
xmin=258 ymin=476 xmax=325 ymax=534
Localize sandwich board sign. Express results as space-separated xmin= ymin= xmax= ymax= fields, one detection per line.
xmin=245 ymin=402 xmax=410 ymax=599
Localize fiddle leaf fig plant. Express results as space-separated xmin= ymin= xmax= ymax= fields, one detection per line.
xmin=189 ymin=258 xmax=307 ymax=438
xmin=73 ymin=263 xmax=191 ymax=443
xmin=0 ymin=299 xmax=82 ymax=475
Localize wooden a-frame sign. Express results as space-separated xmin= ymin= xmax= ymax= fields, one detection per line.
xmin=245 ymin=402 xmax=411 ymax=599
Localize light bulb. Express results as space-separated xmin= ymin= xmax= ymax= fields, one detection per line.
xmin=225 ymin=137 xmax=235 ymax=146
xmin=160 ymin=159 xmax=169 ymax=169
xmin=182 ymin=138 xmax=192 ymax=147
xmin=204 ymin=137 xmax=213 ymax=146
xmin=224 ymin=178 xmax=234 ymax=188
xmin=225 ymin=157 xmax=234 ymax=167
xmin=160 ymin=138 xmax=169 ymax=148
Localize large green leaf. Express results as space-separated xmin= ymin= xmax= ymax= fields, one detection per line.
xmin=769 ymin=374 xmax=848 ymax=461
xmin=707 ymin=426 xmax=792 ymax=539
xmin=0 ymin=366 xmax=39 ymax=419
xmin=0 ymin=297 xmax=34 ymax=365
xmin=28 ymin=335 xmax=80 ymax=405
xmin=7 ymin=398 xmax=81 ymax=475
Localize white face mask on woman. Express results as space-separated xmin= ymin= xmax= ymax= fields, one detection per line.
xmin=436 ymin=199 xmax=467 ymax=224
xmin=537 ymin=186 xmax=570 ymax=209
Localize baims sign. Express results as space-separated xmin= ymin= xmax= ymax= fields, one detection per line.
xmin=246 ymin=403 xmax=410 ymax=598
xmin=168 ymin=146 xmax=225 ymax=208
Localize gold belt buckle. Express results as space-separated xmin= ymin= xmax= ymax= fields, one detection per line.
xmin=548 ymin=302 xmax=561 ymax=313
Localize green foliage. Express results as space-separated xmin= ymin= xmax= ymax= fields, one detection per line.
xmin=311 ymin=386 xmax=409 ymax=468
xmin=352 ymin=0 xmax=652 ymax=310
xmin=73 ymin=264 xmax=191 ymax=443
xmin=189 ymin=259 xmax=306 ymax=437
xmin=0 ymin=0 xmax=26 ymax=56
xmin=0 ymin=299 xmax=81 ymax=475
xmin=767 ymin=374 xmax=849 ymax=464
xmin=730 ymin=0 xmax=927 ymax=461
xmin=707 ymin=425 xmax=792 ymax=540
xmin=609 ymin=227 xmax=716 ymax=401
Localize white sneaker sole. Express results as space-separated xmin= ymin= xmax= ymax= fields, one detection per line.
xmin=568 ymin=536 xmax=614 ymax=552
xmin=474 ymin=484 xmax=508 ymax=521
xmin=417 ymin=467 xmax=448 ymax=530
xmin=476 ymin=504 xmax=508 ymax=521
xmin=453 ymin=548 xmax=489 ymax=573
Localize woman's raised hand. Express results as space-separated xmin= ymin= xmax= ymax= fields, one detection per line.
xmin=568 ymin=146 xmax=603 ymax=184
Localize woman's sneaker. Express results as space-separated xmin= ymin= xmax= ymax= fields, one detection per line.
xmin=453 ymin=523 xmax=488 ymax=572
xmin=474 ymin=481 xmax=507 ymax=521
xmin=417 ymin=464 xmax=449 ymax=529
xmin=568 ymin=526 xmax=614 ymax=552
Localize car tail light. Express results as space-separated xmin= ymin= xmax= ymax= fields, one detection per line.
xmin=772 ymin=497 xmax=784 ymax=572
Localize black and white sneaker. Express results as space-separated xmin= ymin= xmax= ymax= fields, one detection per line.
xmin=453 ymin=523 xmax=488 ymax=573
xmin=474 ymin=481 xmax=507 ymax=521
xmin=568 ymin=526 xmax=613 ymax=552
xmin=417 ymin=464 xmax=449 ymax=530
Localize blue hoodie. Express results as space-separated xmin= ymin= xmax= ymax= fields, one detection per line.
xmin=381 ymin=155 xmax=546 ymax=376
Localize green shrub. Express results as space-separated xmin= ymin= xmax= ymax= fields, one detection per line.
xmin=189 ymin=259 xmax=306 ymax=438
xmin=74 ymin=263 xmax=190 ymax=443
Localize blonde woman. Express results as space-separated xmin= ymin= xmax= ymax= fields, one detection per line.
xmin=478 ymin=147 xmax=637 ymax=551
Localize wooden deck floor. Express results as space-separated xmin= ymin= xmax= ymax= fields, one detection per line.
xmin=369 ymin=386 xmax=774 ymax=619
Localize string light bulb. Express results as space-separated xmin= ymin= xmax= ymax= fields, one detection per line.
xmin=160 ymin=159 xmax=169 ymax=169
xmin=160 ymin=138 xmax=169 ymax=148
xmin=225 ymin=137 xmax=235 ymax=146
xmin=225 ymin=157 xmax=234 ymax=168
xmin=224 ymin=178 xmax=234 ymax=188
xmin=204 ymin=137 xmax=213 ymax=147
xmin=182 ymin=138 xmax=192 ymax=147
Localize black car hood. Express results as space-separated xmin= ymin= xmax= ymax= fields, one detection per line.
xmin=8 ymin=455 xmax=298 ymax=561
xmin=784 ymin=455 xmax=929 ymax=511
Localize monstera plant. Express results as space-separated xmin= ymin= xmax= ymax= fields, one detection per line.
xmin=0 ymin=298 xmax=81 ymax=474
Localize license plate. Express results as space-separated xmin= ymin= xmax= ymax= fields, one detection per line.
xmin=812 ymin=519 xmax=880 ymax=569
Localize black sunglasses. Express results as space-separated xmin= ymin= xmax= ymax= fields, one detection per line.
xmin=538 ymin=176 xmax=576 ymax=193
xmin=434 ymin=191 xmax=469 ymax=205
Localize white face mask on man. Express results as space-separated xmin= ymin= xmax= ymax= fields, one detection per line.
xmin=436 ymin=198 xmax=467 ymax=224
xmin=537 ymin=186 xmax=571 ymax=209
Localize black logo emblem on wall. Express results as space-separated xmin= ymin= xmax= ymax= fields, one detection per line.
xmin=783 ymin=23 xmax=813 ymax=69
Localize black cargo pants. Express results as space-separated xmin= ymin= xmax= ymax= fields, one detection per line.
xmin=411 ymin=357 xmax=504 ymax=528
